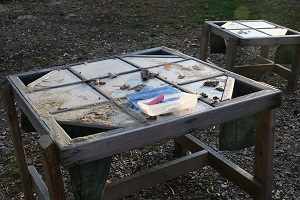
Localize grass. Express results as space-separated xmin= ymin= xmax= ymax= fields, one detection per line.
xmin=189 ymin=0 xmax=300 ymax=30
xmin=1 ymin=149 xmax=20 ymax=178
xmin=35 ymin=57 xmax=50 ymax=66
xmin=123 ymin=0 xmax=299 ymax=31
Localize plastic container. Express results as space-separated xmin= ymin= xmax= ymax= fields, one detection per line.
xmin=126 ymin=86 xmax=180 ymax=109
xmin=138 ymin=92 xmax=198 ymax=116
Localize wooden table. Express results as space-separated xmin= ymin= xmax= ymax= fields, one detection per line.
xmin=200 ymin=20 xmax=300 ymax=90
xmin=2 ymin=46 xmax=281 ymax=200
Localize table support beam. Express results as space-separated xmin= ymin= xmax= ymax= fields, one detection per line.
xmin=260 ymin=46 xmax=270 ymax=58
xmin=103 ymin=150 xmax=209 ymax=200
xmin=233 ymin=64 xmax=275 ymax=75
xmin=175 ymin=134 xmax=265 ymax=199
xmin=254 ymin=109 xmax=276 ymax=200
xmin=225 ymin=38 xmax=238 ymax=71
xmin=38 ymin=135 xmax=66 ymax=200
xmin=200 ymin=23 xmax=211 ymax=61
xmin=1 ymin=81 xmax=35 ymax=200
xmin=28 ymin=165 xmax=50 ymax=200
xmin=289 ymin=44 xmax=300 ymax=89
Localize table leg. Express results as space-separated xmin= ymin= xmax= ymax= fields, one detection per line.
xmin=254 ymin=109 xmax=276 ymax=200
xmin=1 ymin=81 xmax=35 ymax=200
xmin=38 ymin=135 xmax=66 ymax=200
xmin=225 ymin=38 xmax=238 ymax=71
xmin=174 ymin=138 xmax=188 ymax=156
xmin=199 ymin=23 xmax=211 ymax=61
xmin=260 ymin=46 xmax=270 ymax=58
xmin=288 ymin=44 xmax=300 ymax=89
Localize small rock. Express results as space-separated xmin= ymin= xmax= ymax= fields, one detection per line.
xmin=0 ymin=146 xmax=7 ymax=151
xmin=17 ymin=15 xmax=37 ymax=20
xmin=67 ymin=13 xmax=77 ymax=18
xmin=275 ymin=190 xmax=281 ymax=199
xmin=293 ymin=110 xmax=299 ymax=115
xmin=190 ymin=43 xmax=200 ymax=48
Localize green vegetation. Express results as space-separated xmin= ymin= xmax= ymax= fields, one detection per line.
xmin=23 ymin=65 xmax=35 ymax=71
xmin=1 ymin=149 xmax=20 ymax=178
xmin=190 ymin=0 xmax=300 ymax=30
xmin=125 ymin=0 xmax=299 ymax=31
xmin=145 ymin=143 xmax=158 ymax=150
xmin=35 ymin=57 xmax=50 ymax=67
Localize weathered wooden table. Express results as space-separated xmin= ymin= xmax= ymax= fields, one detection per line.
xmin=200 ymin=20 xmax=300 ymax=90
xmin=2 ymin=46 xmax=281 ymax=200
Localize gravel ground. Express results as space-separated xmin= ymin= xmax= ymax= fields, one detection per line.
xmin=0 ymin=0 xmax=299 ymax=199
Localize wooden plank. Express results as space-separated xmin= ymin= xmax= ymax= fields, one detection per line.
xmin=38 ymin=135 xmax=66 ymax=200
xmin=173 ymin=139 xmax=188 ymax=156
xmin=103 ymin=150 xmax=209 ymax=200
xmin=289 ymin=44 xmax=300 ymax=89
xmin=1 ymin=80 xmax=35 ymax=200
xmin=274 ymin=64 xmax=295 ymax=80
xmin=232 ymin=64 xmax=275 ymax=75
xmin=215 ymin=89 xmax=280 ymax=108
xmin=254 ymin=109 xmax=276 ymax=199
xmin=222 ymin=71 xmax=272 ymax=91
xmin=225 ymin=38 xmax=238 ymax=71
xmin=62 ymin=89 xmax=281 ymax=168
xmin=8 ymin=76 xmax=53 ymax=136
xmin=204 ymin=59 xmax=218 ymax=66
xmin=260 ymin=46 xmax=270 ymax=58
xmin=222 ymin=77 xmax=235 ymax=100
xmin=175 ymin=134 xmax=264 ymax=199
xmin=240 ymin=36 xmax=300 ymax=46
xmin=174 ymin=135 xmax=204 ymax=153
xmin=28 ymin=165 xmax=50 ymax=200
xmin=199 ymin=23 xmax=211 ymax=61
xmin=27 ymin=70 xmax=59 ymax=88
xmin=256 ymin=56 xmax=274 ymax=64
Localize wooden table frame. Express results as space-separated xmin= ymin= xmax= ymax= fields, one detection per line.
xmin=200 ymin=20 xmax=300 ymax=90
xmin=2 ymin=47 xmax=281 ymax=200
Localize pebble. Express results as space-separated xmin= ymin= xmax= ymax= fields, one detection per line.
xmin=17 ymin=15 xmax=37 ymax=20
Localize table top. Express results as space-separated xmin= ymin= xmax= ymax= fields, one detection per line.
xmin=205 ymin=20 xmax=300 ymax=45
xmin=6 ymin=46 xmax=281 ymax=167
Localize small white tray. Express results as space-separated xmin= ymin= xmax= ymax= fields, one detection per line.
xmin=138 ymin=92 xmax=198 ymax=116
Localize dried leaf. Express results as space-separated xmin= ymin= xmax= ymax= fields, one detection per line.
xmin=120 ymin=84 xmax=130 ymax=90
xmin=203 ymin=80 xmax=219 ymax=87
xmin=178 ymin=74 xmax=185 ymax=79
xmin=108 ymin=72 xmax=118 ymax=79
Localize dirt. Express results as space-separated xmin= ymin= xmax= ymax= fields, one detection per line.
xmin=0 ymin=0 xmax=299 ymax=199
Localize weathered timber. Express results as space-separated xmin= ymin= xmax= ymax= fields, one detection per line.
xmin=28 ymin=165 xmax=50 ymax=200
xmin=254 ymin=109 xmax=276 ymax=199
xmin=39 ymin=135 xmax=66 ymax=200
xmin=175 ymin=134 xmax=265 ymax=199
xmin=233 ymin=64 xmax=275 ymax=74
xmin=1 ymin=80 xmax=34 ymax=200
xmin=103 ymin=150 xmax=209 ymax=200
